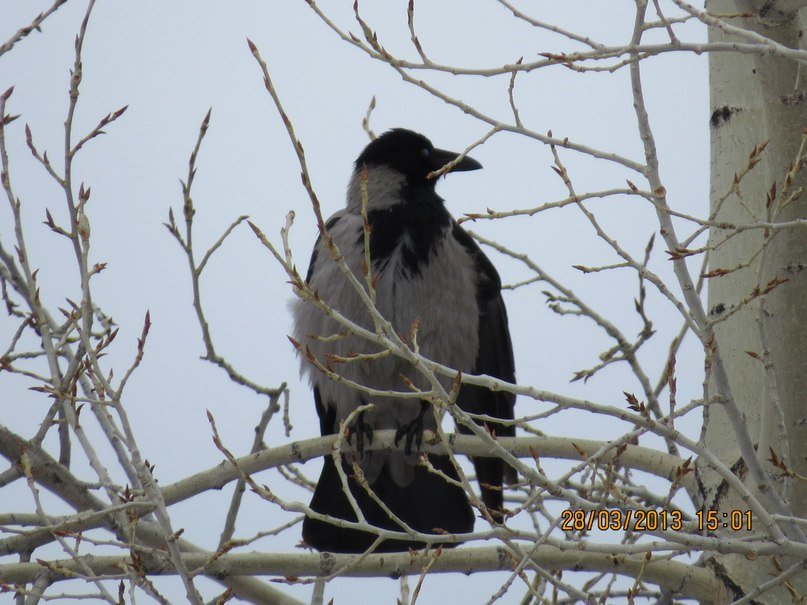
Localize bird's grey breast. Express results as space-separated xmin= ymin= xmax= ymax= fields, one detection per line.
xmin=293 ymin=207 xmax=480 ymax=406
xmin=373 ymin=225 xmax=479 ymax=376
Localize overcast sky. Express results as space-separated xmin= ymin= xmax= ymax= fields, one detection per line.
xmin=1 ymin=2 xmax=709 ymax=603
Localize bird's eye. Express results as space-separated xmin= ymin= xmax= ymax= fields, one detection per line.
xmin=421 ymin=148 xmax=430 ymax=158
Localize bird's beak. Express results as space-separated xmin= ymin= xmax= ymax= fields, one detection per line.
xmin=430 ymin=148 xmax=483 ymax=174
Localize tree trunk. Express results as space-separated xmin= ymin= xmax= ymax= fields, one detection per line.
xmin=707 ymin=1 xmax=807 ymax=600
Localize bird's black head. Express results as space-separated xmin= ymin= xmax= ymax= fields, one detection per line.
xmin=354 ymin=128 xmax=482 ymax=185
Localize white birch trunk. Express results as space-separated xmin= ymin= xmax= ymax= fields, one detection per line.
xmin=707 ymin=1 xmax=807 ymax=600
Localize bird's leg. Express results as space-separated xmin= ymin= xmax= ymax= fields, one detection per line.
xmin=346 ymin=410 xmax=374 ymax=455
xmin=394 ymin=401 xmax=429 ymax=455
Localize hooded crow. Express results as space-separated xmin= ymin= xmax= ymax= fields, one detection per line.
xmin=293 ymin=128 xmax=515 ymax=553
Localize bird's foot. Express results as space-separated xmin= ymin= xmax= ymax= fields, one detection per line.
xmin=346 ymin=411 xmax=374 ymax=455
xmin=394 ymin=402 xmax=428 ymax=455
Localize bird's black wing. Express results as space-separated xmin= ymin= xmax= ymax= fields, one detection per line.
xmin=452 ymin=222 xmax=516 ymax=520
xmin=304 ymin=214 xmax=343 ymax=285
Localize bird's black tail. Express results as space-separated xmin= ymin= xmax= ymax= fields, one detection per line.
xmin=302 ymin=454 xmax=474 ymax=553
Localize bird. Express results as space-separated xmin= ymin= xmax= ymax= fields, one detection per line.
xmin=292 ymin=128 xmax=516 ymax=553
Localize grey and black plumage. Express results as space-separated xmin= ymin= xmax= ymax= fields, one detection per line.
xmin=293 ymin=128 xmax=516 ymax=553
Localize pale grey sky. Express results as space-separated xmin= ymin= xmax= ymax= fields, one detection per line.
xmin=1 ymin=2 xmax=708 ymax=603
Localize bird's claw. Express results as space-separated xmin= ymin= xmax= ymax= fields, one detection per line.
xmin=394 ymin=415 xmax=424 ymax=455
xmin=346 ymin=412 xmax=374 ymax=454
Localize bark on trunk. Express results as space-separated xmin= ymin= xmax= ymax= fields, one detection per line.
xmin=707 ymin=1 xmax=807 ymax=601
